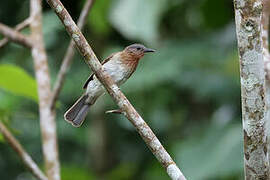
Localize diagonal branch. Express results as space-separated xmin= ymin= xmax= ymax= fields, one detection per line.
xmin=50 ymin=0 xmax=95 ymax=109
xmin=0 ymin=23 xmax=32 ymax=48
xmin=0 ymin=122 xmax=48 ymax=180
xmin=0 ymin=18 xmax=31 ymax=49
xmin=30 ymin=0 xmax=60 ymax=180
xmin=46 ymin=0 xmax=186 ymax=179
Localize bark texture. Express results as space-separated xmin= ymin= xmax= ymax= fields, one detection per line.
xmin=234 ymin=0 xmax=270 ymax=179
xmin=262 ymin=0 xmax=270 ymax=168
xmin=263 ymin=0 xmax=270 ymax=78
xmin=46 ymin=0 xmax=186 ymax=179
xmin=30 ymin=0 xmax=60 ymax=180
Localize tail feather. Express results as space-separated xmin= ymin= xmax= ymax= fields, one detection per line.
xmin=64 ymin=94 xmax=90 ymax=127
xmin=72 ymin=105 xmax=90 ymax=127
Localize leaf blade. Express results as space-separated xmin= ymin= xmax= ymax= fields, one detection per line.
xmin=0 ymin=64 xmax=38 ymax=102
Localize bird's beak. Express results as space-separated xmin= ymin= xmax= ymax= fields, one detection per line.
xmin=143 ymin=48 xmax=155 ymax=53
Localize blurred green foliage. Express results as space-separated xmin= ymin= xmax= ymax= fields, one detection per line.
xmin=0 ymin=0 xmax=242 ymax=179
xmin=110 ymin=0 xmax=167 ymax=44
xmin=89 ymin=0 xmax=111 ymax=35
xmin=0 ymin=64 xmax=37 ymax=102
xmin=61 ymin=165 xmax=96 ymax=180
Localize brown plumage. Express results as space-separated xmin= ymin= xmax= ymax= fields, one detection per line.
xmin=64 ymin=44 xmax=155 ymax=127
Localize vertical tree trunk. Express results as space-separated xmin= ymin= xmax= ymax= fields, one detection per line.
xmin=262 ymin=0 xmax=270 ymax=166
xmin=234 ymin=0 xmax=270 ymax=179
xmin=30 ymin=0 xmax=60 ymax=180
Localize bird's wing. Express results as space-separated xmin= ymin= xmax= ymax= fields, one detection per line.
xmin=83 ymin=53 xmax=115 ymax=89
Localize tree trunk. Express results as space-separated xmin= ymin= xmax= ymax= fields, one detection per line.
xmin=30 ymin=0 xmax=60 ymax=179
xmin=234 ymin=0 xmax=270 ymax=179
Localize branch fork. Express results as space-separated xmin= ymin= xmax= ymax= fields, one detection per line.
xmin=0 ymin=18 xmax=31 ymax=49
xmin=0 ymin=22 xmax=32 ymax=48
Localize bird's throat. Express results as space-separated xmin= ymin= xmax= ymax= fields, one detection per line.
xmin=119 ymin=52 xmax=140 ymax=74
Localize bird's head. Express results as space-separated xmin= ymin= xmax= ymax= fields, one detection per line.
xmin=123 ymin=44 xmax=155 ymax=60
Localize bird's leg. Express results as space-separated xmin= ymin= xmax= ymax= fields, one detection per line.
xmin=105 ymin=109 xmax=123 ymax=114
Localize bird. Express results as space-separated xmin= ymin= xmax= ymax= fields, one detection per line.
xmin=64 ymin=44 xmax=155 ymax=127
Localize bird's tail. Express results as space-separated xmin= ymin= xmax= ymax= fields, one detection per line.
xmin=64 ymin=94 xmax=90 ymax=127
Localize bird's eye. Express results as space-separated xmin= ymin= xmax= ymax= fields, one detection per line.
xmin=136 ymin=47 xmax=141 ymax=50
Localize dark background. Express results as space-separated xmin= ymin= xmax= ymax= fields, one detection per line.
xmin=0 ymin=0 xmax=242 ymax=179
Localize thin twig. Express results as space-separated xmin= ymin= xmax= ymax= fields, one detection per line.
xmin=234 ymin=0 xmax=270 ymax=178
xmin=30 ymin=0 xmax=60 ymax=180
xmin=46 ymin=0 xmax=186 ymax=179
xmin=0 ymin=23 xmax=32 ymax=48
xmin=0 ymin=18 xmax=31 ymax=49
xmin=0 ymin=122 xmax=48 ymax=180
xmin=50 ymin=0 xmax=95 ymax=109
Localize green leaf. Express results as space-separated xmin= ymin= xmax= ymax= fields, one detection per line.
xmin=109 ymin=0 xmax=167 ymax=44
xmin=0 ymin=64 xmax=38 ymax=102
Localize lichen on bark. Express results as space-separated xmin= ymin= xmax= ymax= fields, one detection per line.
xmin=234 ymin=0 xmax=270 ymax=179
